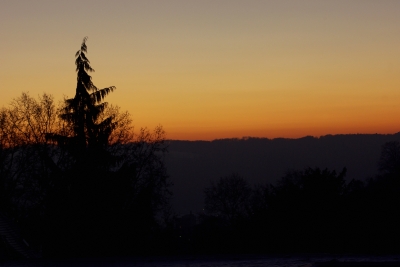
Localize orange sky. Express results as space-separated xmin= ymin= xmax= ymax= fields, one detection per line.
xmin=1 ymin=0 xmax=400 ymax=140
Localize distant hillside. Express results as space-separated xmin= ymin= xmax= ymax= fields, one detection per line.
xmin=165 ymin=133 xmax=400 ymax=214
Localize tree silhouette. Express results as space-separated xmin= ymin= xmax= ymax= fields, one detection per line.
xmin=268 ymin=167 xmax=347 ymax=252
xmin=42 ymin=38 xmax=127 ymax=257
xmin=0 ymin=93 xmax=63 ymax=258
xmin=204 ymin=174 xmax=251 ymax=222
xmin=41 ymin=38 xmax=170 ymax=258
xmin=47 ymin=37 xmax=116 ymax=167
xmin=378 ymin=141 xmax=400 ymax=176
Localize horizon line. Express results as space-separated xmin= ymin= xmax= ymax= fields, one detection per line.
xmin=166 ymin=131 xmax=400 ymax=142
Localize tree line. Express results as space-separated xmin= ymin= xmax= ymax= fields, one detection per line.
xmin=166 ymin=141 xmax=400 ymax=255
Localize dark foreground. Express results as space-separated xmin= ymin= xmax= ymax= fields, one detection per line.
xmin=2 ymin=254 xmax=400 ymax=267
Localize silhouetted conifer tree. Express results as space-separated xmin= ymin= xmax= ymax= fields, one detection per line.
xmin=40 ymin=37 xmax=171 ymax=258
xmin=43 ymin=37 xmax=122 ymax=257
xmin=47 ymin=37 xmax=116 ymax=167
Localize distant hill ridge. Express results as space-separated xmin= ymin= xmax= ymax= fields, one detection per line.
xmin=166 ymin=133 xmax=400 ymax=213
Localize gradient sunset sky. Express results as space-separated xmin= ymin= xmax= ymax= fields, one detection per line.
xmin=1 ymin=0 xmax=400 ymax=140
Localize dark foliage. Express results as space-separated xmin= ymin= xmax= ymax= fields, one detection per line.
xmin=173 ymin=145 xmax=400 ymax=255
xmin=204 ymin=174 xmax=251 ymax=222
xmin=0 ymin=38 xmax=170 ymax=259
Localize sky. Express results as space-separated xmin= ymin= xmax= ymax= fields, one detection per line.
xmin=1 ymin=0 xmax=400 ymax=141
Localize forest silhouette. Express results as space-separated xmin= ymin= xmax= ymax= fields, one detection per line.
xmin=1 ymin=38 xmax=400 ymax=260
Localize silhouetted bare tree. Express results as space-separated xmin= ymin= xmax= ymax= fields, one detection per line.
xmin=0 ymin=93 xmax=62 ymax=257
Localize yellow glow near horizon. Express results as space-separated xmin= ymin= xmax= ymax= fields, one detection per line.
xmin=1 ymin=1 xmax=400 ymax=140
